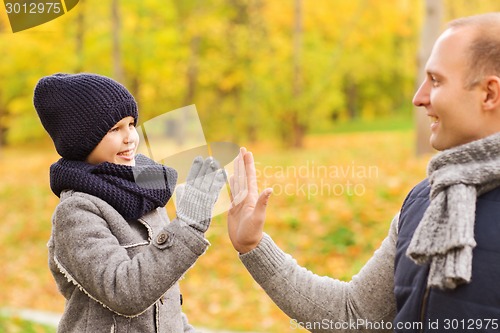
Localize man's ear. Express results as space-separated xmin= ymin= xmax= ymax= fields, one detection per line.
xmin=482 ymin=76 xmax=500 ymax=110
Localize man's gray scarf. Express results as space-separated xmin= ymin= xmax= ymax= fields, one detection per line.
xmin=406 ymin=132 xmax=500 ymax=289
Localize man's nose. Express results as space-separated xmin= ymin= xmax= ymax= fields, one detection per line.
xmin=413 ymin=80 xmax=430 ymax=107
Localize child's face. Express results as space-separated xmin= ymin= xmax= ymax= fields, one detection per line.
xmin=86 ymin=116 xmax=139 ymax=166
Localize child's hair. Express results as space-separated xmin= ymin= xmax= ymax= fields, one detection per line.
xmin=34 ymin=73 xmax=138 ymax=161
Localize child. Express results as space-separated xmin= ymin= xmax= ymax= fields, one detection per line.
xmin=34 ymin=73 xmax=225 ymax=332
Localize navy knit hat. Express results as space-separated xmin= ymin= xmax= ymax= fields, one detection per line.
xmin=34 ymin=73 xmax=138 ymax=161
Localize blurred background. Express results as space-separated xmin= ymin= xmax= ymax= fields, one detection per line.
xmin=1 ymin=0 xmax=500 ymax=332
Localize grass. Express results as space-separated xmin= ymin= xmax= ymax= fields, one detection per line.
xmin=0 ymin=130 xmax=432 ymax=332
xmin=0 ymin=315 xmax=55 ymax=333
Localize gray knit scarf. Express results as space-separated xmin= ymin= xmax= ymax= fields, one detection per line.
xmin=406 ymin=132 xmax=500 ymax=289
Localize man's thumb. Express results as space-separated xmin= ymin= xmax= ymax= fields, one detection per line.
xmin=255 ymin=188 xmax=273 ymax=217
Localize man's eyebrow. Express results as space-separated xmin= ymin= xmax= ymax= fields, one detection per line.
xmin=425 ymin=69 xmax=444 ymax=78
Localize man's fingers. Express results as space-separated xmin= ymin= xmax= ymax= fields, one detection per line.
xmin=233 ymin=150 xmax=241 ymax=195
xmin=229 ymin=175 xmax=235 ymax=201
xmin=237 ymin=148 xmax=247 ymax=195
xmin=232 ymin=189 xmax=249 ymax=208
xmin=244 ymin=151 xmax=258 ymax=196
xmin=232 ymin=147 xmax=248 ymax=201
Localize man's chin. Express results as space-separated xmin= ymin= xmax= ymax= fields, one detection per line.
xmin=429 ymin=136 xmax=443 ymax=151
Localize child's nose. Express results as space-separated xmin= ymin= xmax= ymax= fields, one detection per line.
xmin=124 ymin=129 xmax=135 ymax=144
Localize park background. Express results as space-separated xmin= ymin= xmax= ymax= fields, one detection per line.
xmin=1 ymin=0 xmax=500 ymax=332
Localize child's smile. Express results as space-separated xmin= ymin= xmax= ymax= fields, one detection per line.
xmin=86 ymin=116 xmax=139 ymax=166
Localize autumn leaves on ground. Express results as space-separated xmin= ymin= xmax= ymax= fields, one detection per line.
xmin=0 ymin=130 xmax=430 ymax=332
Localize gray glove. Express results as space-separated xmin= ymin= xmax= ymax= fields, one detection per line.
xmin=176 ymin=156 xmax=226 ymax=233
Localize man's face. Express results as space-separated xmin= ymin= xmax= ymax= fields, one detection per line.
xmin=413 ymin=27 xmax=488 ymax=151
xmin=86 ymin=116 xmax=139 ymax=166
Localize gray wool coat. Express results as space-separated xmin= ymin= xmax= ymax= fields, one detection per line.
xmin=48 ymin=190 xmax=208 ymax=332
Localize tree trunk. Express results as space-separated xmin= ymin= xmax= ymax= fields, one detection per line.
xmin=415 ymin=0 xmax=443 ymax=156
xmin=344 ymin=77 xmax=359 ymax=120
xmin=111 ymin=0 xmax=123 ymax=82
xmin=0 ymin=102 xmax=7 ymax=148
xmin=0 ymin=13 xmax=6 ymax=149
xmin=246 ymin=0 xmax=264 ymax=143
xmin=74 ymin=1 xmax=84 ymax=72
xmin=291 ymin=0 xmax=304 ymax=148
xmin=183 ymin=35 xmax=200 ymax=106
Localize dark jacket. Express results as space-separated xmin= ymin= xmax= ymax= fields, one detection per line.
xmin=394 ymin=179 xmax=500 ymax=332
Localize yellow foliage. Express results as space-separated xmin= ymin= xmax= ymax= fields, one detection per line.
xmin=0 ymin=131 xmax=431 ymax=332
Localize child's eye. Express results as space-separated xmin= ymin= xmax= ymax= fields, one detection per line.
xmin=109 ymin=127 xmax=119 ymax=133
xmin=129 ymin=122 xmax=135 ymax=127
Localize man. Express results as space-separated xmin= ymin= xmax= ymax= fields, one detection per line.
xmin=228 ymin=13 xmax=500 ymax=332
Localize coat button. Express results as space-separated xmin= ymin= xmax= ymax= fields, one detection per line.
xmin=156 ymin=232 xmax=168 ymax=245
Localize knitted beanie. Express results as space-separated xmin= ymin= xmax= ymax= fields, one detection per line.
xmin=34 ymin=73 xmax=138 ymax=161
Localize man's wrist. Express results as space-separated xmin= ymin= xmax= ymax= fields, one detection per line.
xmin=236 ymin=236 xmax=263 ymax=254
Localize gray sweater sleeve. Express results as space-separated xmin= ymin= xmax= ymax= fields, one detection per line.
xmin=240 ymin=214 xmax=399 ymax=332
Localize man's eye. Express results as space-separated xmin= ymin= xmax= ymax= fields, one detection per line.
xmin=430 ymin=76 xmax=439 ymax=86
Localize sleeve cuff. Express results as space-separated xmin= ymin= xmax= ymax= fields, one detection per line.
xmin=239 ymin=233 xmax=287 ymax=285
xmin=167 ymin=218 xmax=210 ymax=256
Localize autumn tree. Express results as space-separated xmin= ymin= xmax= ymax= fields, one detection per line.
xmin=1 ymin=0 xmax=500 ymax=147
xmin=415 ymin=0 xmax=442 ymax=156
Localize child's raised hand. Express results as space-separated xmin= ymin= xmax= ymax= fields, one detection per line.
xmin=176 ymin=156 xmax=226 ymax=233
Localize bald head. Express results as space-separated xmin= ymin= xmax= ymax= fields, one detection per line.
xmin=447 ymin=13 xmax=500 ymax=89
